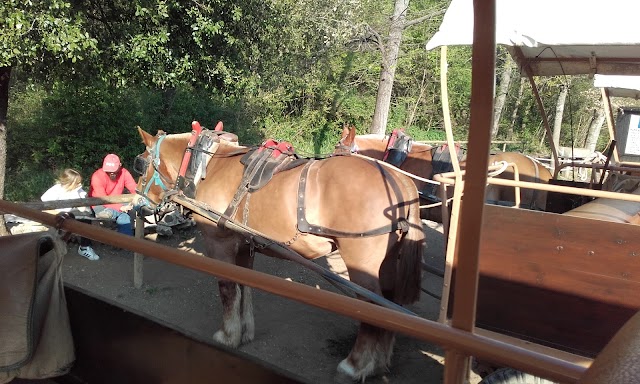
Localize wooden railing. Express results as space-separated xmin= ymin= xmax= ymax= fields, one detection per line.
xmin=7 ymin=194 xmax=146 ymax=288
xmin=0 ymin=199 xmax=587 ymax=383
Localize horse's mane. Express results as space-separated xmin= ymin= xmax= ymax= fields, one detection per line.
xmin=354 ymin=134 xmax=434 ymax=153
xmin=167 ymin=131 xmax=241 ymax=149
xmin=160 ymin=132 xmax=192 ymax=145
xmin=172 ymin=132 xmax=192 ymax=140
xmin=216 ymin=140 xmax=248 ymax=154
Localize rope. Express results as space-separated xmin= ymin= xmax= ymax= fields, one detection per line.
xmin=419 ymin=196 xmax=455 ymax=210
xmin=487 ymin=161 xmax=510 ymax=177
xmin=351 ymin=153 xmax=440 ymax=185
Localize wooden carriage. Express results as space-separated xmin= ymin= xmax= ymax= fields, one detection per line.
xmin=425 ymin=0 xmax=640 ymax=382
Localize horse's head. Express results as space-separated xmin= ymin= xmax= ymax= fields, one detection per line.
xmin=334 ymin=124 xmax=357 ymax=154
xmin=134 ymin=127 xmax=190 ymax=207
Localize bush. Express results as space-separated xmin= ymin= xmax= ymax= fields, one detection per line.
xmin=6 ymin=81 xmax=257 ymax=200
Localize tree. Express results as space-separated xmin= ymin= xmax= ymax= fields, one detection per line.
xmin=508 ymin=77 xmax=526 ymax=140
xmin=491 ymin=52 xmax=515 ymax=140
xmin=584 ymin=107 xmax=606 ymax=152
xmin=0 ymin=67 xmax=10 ymax=233
xmin=0 ymin=0 xmax=98 ymax=234
xmin=552 ymin=80 xmax=571 ymax=149
xmin=368 ymin=0 xmax=444 ymax=134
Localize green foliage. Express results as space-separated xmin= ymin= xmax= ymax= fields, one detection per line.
xmin=2 ymin=0 xmax=623 ymax=202
xmin=6 ymin=81 xmax=257 ymax=200
xmin=4 ymin=166 xmax=54 ymax=202
xmin=405 ymin=127 xmax=447 ymax=142
xmin=1 ymin=0 xmax=98 ymax=73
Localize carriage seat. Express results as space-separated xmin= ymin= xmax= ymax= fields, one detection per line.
xmin=578 ymin=309 xmax=640 ymax=383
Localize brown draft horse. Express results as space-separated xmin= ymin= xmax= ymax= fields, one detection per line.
xmin=135 ymin=127 xmax=426 ymax=382
xmin=336 ymin=125 xmax=552 ymax=213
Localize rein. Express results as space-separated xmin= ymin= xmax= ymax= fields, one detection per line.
xmin=172 ymin=193 xmax=417 ymax=316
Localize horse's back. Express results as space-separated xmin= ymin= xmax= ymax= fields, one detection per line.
xmin=489 ymin=152 xmax=552 ymax=182
xmin=487 ymin=152 xmax=551 ymax=209
xmin=196 ymin=153 xmax=418 ymax=241
xmin=298 ymin=156 xmax=418 ymax=233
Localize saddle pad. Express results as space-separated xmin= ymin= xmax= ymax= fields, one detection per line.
xmin=0 ymin=232 xmax=52 ymax=370
xmin=240 ymin=145 xmax=304 ymax=192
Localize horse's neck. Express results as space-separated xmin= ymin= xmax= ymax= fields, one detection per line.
xmin=354 ymin=135 xmax=389 ymax=151
xmin=357 ymin=134 xmax=388 ymax=141
xmin=163 ymin=135 xmax=191 ymax=175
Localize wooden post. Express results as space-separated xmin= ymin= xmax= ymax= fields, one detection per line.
xmin=443 ymin=0 xmax=495 ymax=382
xmin=134 ymin=215 xmax=144 ymax=288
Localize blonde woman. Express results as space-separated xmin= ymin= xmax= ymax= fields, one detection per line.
xmin=41 ymin=168 xmax=100 ymax=260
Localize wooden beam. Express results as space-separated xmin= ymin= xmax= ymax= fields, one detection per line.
xmin=16 ymin=195 xmax=135 ymax=211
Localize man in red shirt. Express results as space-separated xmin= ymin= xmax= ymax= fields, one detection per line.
xmin=90 ymin=154 xmax=139 ymax=236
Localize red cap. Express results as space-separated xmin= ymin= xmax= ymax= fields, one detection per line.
xmin=102 ymin=154 xmax=121 ymax=173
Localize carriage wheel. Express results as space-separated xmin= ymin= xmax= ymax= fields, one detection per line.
xmin=478 ymin=367 xmax=557 ymax=384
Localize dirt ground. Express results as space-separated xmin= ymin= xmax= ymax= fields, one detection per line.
xmin=59 ymin=219 xmax=482 ymax=384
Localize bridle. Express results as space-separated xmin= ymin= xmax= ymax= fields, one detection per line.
xmin=134 ymin=133 xmax=179 ymax=214
xmin=136 ymin=134 xmax=176 ymax=195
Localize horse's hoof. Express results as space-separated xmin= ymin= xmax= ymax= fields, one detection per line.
xmin=334 ymin=369 xmax=357 ymax=384
xmin=213 ymin=330 xmax=241 ymax=348
xmin=241 ymin=330 xmax=254 ymax=344
xmin=336 ymin=359 xmax=367 ymax=383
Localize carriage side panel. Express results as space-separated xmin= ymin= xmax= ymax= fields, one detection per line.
xmin=458 ymin=205 xmax=640 ymax=357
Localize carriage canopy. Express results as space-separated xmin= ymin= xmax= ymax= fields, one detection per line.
xmin=594 ymin=74 xmax=640 ymax=99
xmin=425 ymin=0 xmax=640 ymax=76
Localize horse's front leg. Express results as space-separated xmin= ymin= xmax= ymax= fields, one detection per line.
xmin=237 ymin=242 xmax=255 ymax=344
xmin=214 ymin=278 xmax=244 ymax=347
xmin=204 ymin=233 xmax=248 ymax=348
xmin=212 ymin=238 xmax=255 ymax=347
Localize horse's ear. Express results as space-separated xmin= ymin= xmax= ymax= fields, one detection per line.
xmin=137 ymin=126 xmax=154 ymax=146
xmin=340 ymin=124 xmax=349 ymax=138
xmin=347 ymin=125 xmax=356 ymax=143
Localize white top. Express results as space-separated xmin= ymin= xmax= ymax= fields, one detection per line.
xmin=425 ymin=0 xmax=640 ymax=76
xmin=41 ymin=183 xmax=89 ymax=212
xmin=594 ymin=75 xmax=640 ymax=99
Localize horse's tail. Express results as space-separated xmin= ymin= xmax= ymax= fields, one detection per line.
xmin=394 ymin=177 xmax=426 ymax=305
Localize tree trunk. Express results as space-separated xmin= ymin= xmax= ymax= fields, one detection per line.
xmin=508 ymin=77 xmax=526 ymax=140
xmin=585 ymin=107 xmax=606 ymax=152
xmin=0 ymin=67 xmax=11 ymax=235
xmin=491 ymin=54 xmax=514 ymax=140
xmin=552 ymin=81 xmax=570 ymax=149
xmin=370 ymin=0 xmax=409 ymax=135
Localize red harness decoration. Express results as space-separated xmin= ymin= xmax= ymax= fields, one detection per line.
xmin=259 ymin=139 xmax=295 ymax=158
xmin=175 ymin=121 xmax=204 ymax=191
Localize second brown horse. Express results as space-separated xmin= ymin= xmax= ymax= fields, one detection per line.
xmin=335 ymin=125 xmax=552 ymax=219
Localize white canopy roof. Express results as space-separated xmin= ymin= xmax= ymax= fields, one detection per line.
xmin=594 ymin=75 xmax=640 ymax=99
xmin=425 ymin=0 xmax=640 ymax=76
